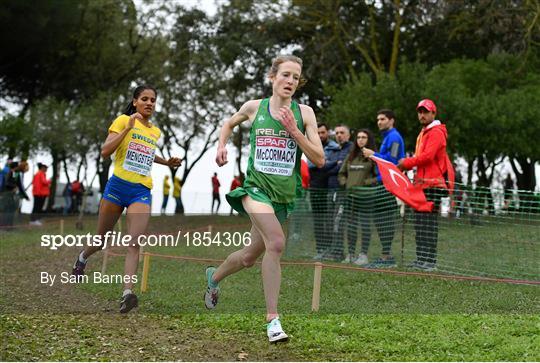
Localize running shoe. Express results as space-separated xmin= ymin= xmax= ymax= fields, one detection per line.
xmin=353 ymin=253 xmax=369 ymax=266
xmin=267 ymin=318 xmax=289 ymax=343
xmin=204 ymin=266 xmax=219 ymax=309
xmin=406 ymin=260 xmax=424 ymax=269
xmin=72 ymin=252 xmax=87 ymax=276
xmin=418 ymin=262 xmax=437 ymax=272
xmin=364 ymin=257 xmax=396 ymax=269
xmin=312 ymin=252 xmax=324 ymax=260
xmin=120 ymin=293 xmax=138 ymax=313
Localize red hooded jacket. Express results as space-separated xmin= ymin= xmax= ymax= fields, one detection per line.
xmin=402 ymin=121 xmax=454 ymax=191
xmin=32 ymin=170 xmax=51 ymax=197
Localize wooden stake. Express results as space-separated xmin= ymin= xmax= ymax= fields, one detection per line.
xmin=101 ymin=249 xmax=109 ymax=274
xmin=60 ymin=219 xmax=64 ymax=235
xmin=311 ymin=262 xmax=323 ymax=312
xmin=141 ymin=252 xmax=151 ymax=293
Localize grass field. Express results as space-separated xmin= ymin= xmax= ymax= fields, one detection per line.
xmin=1 ymin=215 xmax=539 ymax=361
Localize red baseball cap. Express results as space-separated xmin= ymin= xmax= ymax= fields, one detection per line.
xmin=416 ymin=99 xmax=437 ymax=113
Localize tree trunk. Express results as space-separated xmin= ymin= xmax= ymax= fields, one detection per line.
xmin=510 ymin=157 xmax=536 ymax=191
xmin=510 ymin=157 xmax=538 ymax=214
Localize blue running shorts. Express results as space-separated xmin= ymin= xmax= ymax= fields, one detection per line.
xmin=102 ymin=175 xmax=152 ymax=208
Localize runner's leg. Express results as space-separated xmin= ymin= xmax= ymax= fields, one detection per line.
xmin=242 ymin=196 xmax=284 ymax=322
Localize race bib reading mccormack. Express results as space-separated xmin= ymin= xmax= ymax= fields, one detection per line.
xmin=123 ymin=141 xmax=155 ymax=176
xmin=254 ymin=136 xmax=297 ymax=176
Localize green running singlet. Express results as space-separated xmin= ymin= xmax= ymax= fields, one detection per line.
xmin=226 ymin=98 xmax=305 ymax=223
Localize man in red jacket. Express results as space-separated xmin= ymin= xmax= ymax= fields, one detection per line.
xmin=30 ymin=162 xmax=51 ymax=226
xmin=398 ymin=99 xmax=454 ymax=271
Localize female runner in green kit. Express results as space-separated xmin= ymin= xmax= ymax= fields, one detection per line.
xmin=204 ymin=55 xmax=325 ymax=343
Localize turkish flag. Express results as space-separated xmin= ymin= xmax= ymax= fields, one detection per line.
xmin=371 ymin=156 xmax=433 ymax=212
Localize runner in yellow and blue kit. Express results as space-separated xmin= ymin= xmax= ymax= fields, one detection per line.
xmin=71 ymin=85 xmax=181 ymax=313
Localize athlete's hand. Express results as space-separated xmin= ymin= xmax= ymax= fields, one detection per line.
xmin=397 ymin=158 xmax=406 ymax=171
xmin=128 ymin=112 xmax=143 ymax=129
xmin=277 ymin=107 xmax=300 ymax=137
xmin=216 ymin=147 xmax=228 ymax=166
xmin=167 ymin=157 xmax=182 ymax=168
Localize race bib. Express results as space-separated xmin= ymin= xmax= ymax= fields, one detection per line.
xmin=254 ymin=136 xmax=297 ymax=176
xmin=123 ymin=141 xmax=155 ymax=176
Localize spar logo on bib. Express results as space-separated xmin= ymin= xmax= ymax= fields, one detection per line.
xmin=254 ymin=136 xmax=297 ymax=176
xmin=123 ymin=141 xmax=155 ymax=176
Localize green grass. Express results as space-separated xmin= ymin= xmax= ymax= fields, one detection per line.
xmin=1 ymin=215 xmax=539 ymax=361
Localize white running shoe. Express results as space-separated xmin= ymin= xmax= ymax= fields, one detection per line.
xmin=341 ymin=254 xmax=351 ymax=264
xmin=353 ymin=253 xmax=368 ymax=266
xmin=29 ymin=220 xmax=43 ymax=226
xmin=267 ymin=318 xmax=288 ymax=343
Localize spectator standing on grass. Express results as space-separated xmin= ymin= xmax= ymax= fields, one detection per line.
xmin=326 ymin=124 xmax=353 ymax=261
xmin=30 ymin=162 xmax=51 ymax=226
xmin=71 ymin=179 xmax=84 ymax=213
xmin=162 ymin=175 xmax=170 ymax=214
xmin=503 ymin=174 xmax=515 ymax=210
xmin=1 ymin=161 xmax=29 ymax=228
xmin=173 ymin=176 xmax=184 ymax=215
xmin=288 ymin=158 xmax=311 ymax=243
xmin=361 ymin=109 xmax=405 ymax=268
xmin=211 ymin=172 xmax=221 ymax=214
xmin=62 ymin=181 xmax=73 ymax=215
xmin=308 ymin=122 xmax=339 ymax=260
xmin=398 ymin=99 xmax=454 ymax=271
xmin=337 ymin=129 xmax=379 ymax=265
xmin=0 ymin=159 xmax=12 ymax=192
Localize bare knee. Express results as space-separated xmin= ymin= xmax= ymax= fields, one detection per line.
xmin=266 ymin=234 xmax=285 ymax=255
xmin=127 ymin=244 xmax=140 ymax=254
xmin=241 ymin=248 xmax=262 ymax=267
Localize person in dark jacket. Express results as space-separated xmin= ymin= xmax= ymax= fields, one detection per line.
xmin=325 ymin=124 xmax=353 ymax=261
xmin=308 ymin=122 xmax=339 ymax=259
xmin=1 ymin=161 xmax=29 ymax=229
xmin=398 ymin=99 xmax=454 ymax=271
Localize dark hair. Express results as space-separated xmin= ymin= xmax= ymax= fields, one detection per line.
xmin=334 ymin=124 xmax=350 ymax=132
xmin=377 ymin=109 xmax=396 ymax=122
xmin=123 ymin=85 xmax=157 ymax=116
xmin=348 ymin=128 xmax=377 ymax=162
xmin=317 ymin=122 xmax=328 ymax=130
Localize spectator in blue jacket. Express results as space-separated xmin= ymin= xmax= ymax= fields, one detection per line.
xmin=361 ymin=109 xmax=405 ymax=268
xmin=309 ymin=122 xmax=340 ymax=259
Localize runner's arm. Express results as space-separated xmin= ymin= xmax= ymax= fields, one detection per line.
xmin=216 ymin=100 xmax=259 ymax=166
xmin=278 ymin=105 xmax=324 ymax=168
xmin=101 ymin=113 xmax=141 ymax=158
xmin=154 ymin=155 xmax=182 ymax=168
